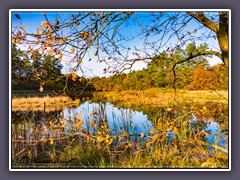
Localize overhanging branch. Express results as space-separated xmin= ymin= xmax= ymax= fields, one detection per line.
xmin=187 ymin=12 xmax=219 ymax=33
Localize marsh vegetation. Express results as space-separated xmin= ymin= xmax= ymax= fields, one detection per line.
xmin=11 ymin=11 xmax=229 ymax=169
xmin=12 ymin=89 xmax=228 ymax=168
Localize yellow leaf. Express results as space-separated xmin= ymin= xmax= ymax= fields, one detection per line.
xmin=55 ymin=18 xmax=59 ymax=25
xmin=167 ymin=107 xmax=172 ymax=112
xmin=20 ymin=25 xmax=25 ymax=29
xmin=72 ymin=73 xmax=78 ymax=81
xmin=48 ymin=39 xmax=53 ymax=46
xmin=47 ymin=49 xmax=53 ymax=55
xmin=118 ymin=136 xmax=123 ymax=141
xmin=50 ymin=139 xmax=54 ymax=145
xmin=39 ymin=85 xmax=44 ymax=92
xmin=99 ymin=12 xmax=104 ymax=16
xmin=41 ymin=21 xmax=49 ymax=29
xmin=59 ymin=38 xmax=66 ymax=44
xmin=12 ymin=38 xmax=17 ymax=44
xmin=58 ymin=54 xmax=63 ymax=61
xmin=123 ymin=131 xmax=129 ymax=136
xmin=146 ymin=142 xmax=151 ymax=148
xmin=150 ymin=128 xmax=155 ymax=134
xmin=17 ymin=38 xmax=21 ymax=44
xmin=201 ymin=161 xmax=212 ymax=167
xmin=140 ymin=132 xmax=144 ymax=138
xmin=173 ymin=127 xmax=178 ymax=135
xmin=71 ymin=46 xmax=75 ymax=53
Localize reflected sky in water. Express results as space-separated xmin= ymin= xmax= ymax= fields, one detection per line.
xmin=12 ymin=100 xmax=228 ymax=152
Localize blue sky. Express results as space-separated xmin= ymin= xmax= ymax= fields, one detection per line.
xmin=11 ymin=11 xmax=223 ymax=77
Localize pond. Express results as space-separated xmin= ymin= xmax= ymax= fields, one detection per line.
xmin=11 ymin=100 xmax=228 ymax=167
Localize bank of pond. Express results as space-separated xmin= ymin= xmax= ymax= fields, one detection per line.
xmin=11 ymin=95 xmax=229 ymax=169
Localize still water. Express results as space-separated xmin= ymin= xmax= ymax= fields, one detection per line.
xmin=12 ymin=100 xmax=228 ymax=154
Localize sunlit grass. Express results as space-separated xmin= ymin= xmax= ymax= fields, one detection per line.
xmin=93 ymin=88 xmax=228 ymax=108
xmin=11 ymin=97 xmax=228 ymax=168
xmin=11 ymin=88 xmax=228 ymax=168
xmin=12 ymin=96 xmax=80 ymax=111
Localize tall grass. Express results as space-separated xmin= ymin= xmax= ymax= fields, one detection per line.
xmin=11 ymin=99 xmax=228 ymax=168
xmin=93 ymin=88 xmax=228 ymax=108
xmin=12 ymin=96 xmax=80 ymax=111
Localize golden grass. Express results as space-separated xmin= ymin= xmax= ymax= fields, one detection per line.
xmin=11 ymin=88 xmax=229 ymax=168
xmin=12 ymin=96 xmax=80 ymax=111
xmin=94 ymin=88 xmax=228 ymax=108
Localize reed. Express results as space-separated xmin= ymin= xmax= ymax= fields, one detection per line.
xmin=11 ymin=98 xmax=228 ymax=168
xmin=12 ymin=96 xmax=80 ymax=111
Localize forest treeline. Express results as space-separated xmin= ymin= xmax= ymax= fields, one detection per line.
xmin=92 ymin=43 xmax=228 ymax=91
xmin=12 ymin=43 xmax=228 ymax=93
xmin=12 ymin=45 xmax=95 ymax=92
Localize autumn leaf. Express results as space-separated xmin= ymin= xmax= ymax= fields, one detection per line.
xmin=37 ymin=28 xmax=42 ymax=35
xmin=71 ymin=46 xmax=75 ymax=53
xmin=59 ymin=38 xmax=65 ymax=44
xmin=75 ymin=20 xmax=80 ymax=26
xmin=48 ymin=39 xmax=54 ymax=46
xmin=20 ymin=25 xmax=25 ymax=29
xmin=123 ymin=131 xmax=129 ymax=136
xmin=12 ymin=38 xmax=17 ymax=44
xmin=41 ymin=21 xmax=49 ymax=29
xmin=94 ymin=51 xmax=98 ymax=56
xmin=173 ymin=127 xmax=178 ymax=135
xmin=201 ymin=161 xmax=212 ymax=167
xmin=140 ymin=132 xmax=144 ymax=138
xmin=47 ymin=49 xmax=53 ymax=55
xmin=192 ymin=29 xmax=197 ymax=33
xmin=72 ymin=73 xmax=78 ymax=81
xmin=50 ymin=139 xmax=54 ymax=145
xmin=55 ymin=18 xmax=59 ymax=25
xmin=17 ymin=30 xmax=22 ymax=37
xmin=146 ymin=142 xmax=151 ymax=148
xmin=39 ymin=85 xmax=44 ymax=92
xmin=99 ymin=12 xmax=104 ymax=16
xmin=167 ymin=107 xmax=172 ymax=112
xmin=58 ymin=54 xmax=63 ymax=61
xmin=55 ymin=26 xmax=60 ymax=31
xmin=150 ymin=128 xmax=155 ymax=134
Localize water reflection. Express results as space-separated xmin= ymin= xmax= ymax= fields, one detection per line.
xmin=63 ymin=101 xmax=153 ymax=136
xmin=12 ymin=100 xmax=228 ymax=162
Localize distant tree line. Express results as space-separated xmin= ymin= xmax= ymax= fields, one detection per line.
xmin=12 ymin=43 xmax=228 ymax=93
xmin=12 ymin=45 xmax=95 ymax=92
xmin=91 ymin=43 xmax=228 ymax=91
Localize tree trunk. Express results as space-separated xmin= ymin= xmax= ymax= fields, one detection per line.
xmin=217 ymin=13 xmax=229 ymax=67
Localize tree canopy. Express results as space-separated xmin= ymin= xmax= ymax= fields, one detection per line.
xmin=11 ymin=10 xmax=229 ymax=91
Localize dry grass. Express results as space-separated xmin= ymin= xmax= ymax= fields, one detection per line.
xmin=94 ymin=88 xmax=228 ymax=108
xmin=12 ymin=96 xmax=80 ymax=111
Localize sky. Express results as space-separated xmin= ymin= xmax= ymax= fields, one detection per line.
xmin=11 ymin=10 xmax=224 ymax=78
